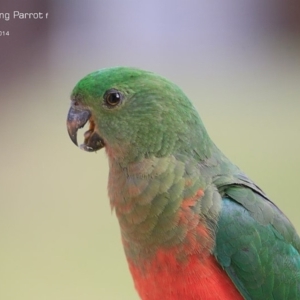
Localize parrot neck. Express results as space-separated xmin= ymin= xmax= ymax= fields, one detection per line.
xmin=107 ymin=153 xmax=223 ymax=262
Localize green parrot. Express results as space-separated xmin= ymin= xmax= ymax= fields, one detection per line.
xmin=66 ymin=67 xmax=300 ymax=300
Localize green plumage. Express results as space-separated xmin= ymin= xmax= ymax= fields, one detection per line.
xmin=215 ymin=186 xmax=300 ymax=299
xmin=71 ymin=67 xmax=211 ymax=162
xmin=67 ymin=67 xmax=300 ymax=299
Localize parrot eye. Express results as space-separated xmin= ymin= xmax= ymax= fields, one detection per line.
xmin=104 ymin=89 xmax=123 ymax=108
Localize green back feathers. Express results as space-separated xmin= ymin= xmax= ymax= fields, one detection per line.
xmin=215 ymin=186 xmax=300 ymax=299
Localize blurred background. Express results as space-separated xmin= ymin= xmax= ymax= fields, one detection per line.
xmin=0 ymin=1 xmax=300 ymax=299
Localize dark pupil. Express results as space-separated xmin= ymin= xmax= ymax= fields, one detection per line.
xmin=109 ymin=92 xmax=120 ymax=104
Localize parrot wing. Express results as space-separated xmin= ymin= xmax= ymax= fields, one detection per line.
xmin=214 ymin=184 xmax=300 ymax=299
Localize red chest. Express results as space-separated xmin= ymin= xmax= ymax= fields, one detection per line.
xmin=128 ymin=251 xmax=243 ymax=300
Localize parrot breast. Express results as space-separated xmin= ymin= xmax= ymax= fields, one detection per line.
xmin=107 ymin=154 xmax=243 ymax=299
xmin=127 ymin=231 xmax=243 ymax=300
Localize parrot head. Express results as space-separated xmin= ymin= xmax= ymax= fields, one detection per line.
xmin=67 ymin=67 xmax=211 ymax=163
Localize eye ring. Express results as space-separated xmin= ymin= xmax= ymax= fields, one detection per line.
xmin=104 ymin=89 xmax=123 ymax=108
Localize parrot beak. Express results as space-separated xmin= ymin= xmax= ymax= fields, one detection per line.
xmin=67 ymin=106 xmax=105 ymax=152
